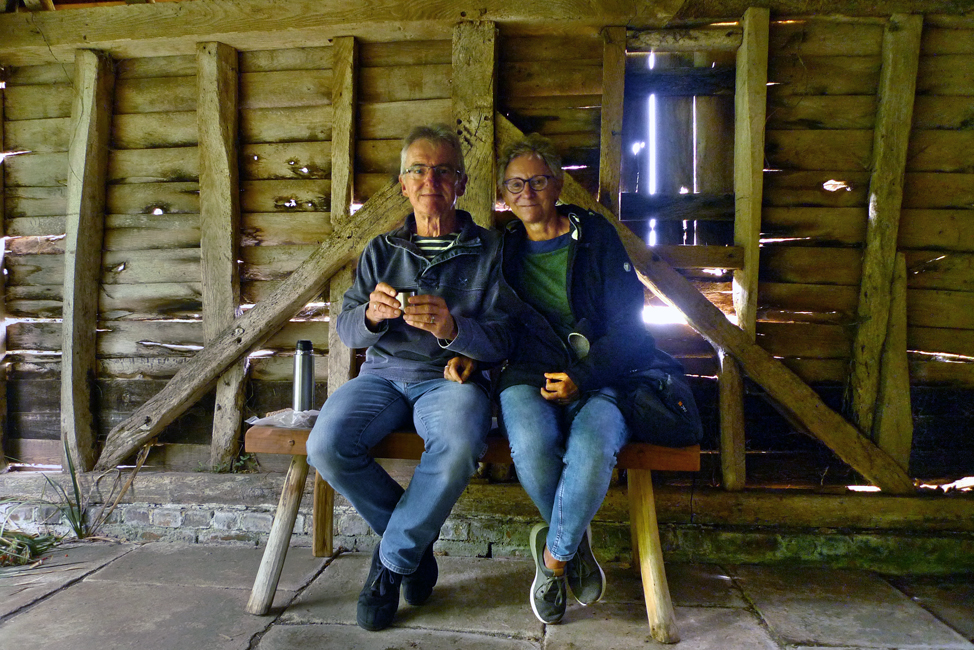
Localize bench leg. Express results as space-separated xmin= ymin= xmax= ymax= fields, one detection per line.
xmin=627 ymin=468 xmax=680 ymax=643
xmin=312 ymin=471 xmax=334 ymax=557
xmin=246 ymin=455 xmax=309 ymax=615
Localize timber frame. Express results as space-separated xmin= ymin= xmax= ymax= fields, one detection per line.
xmin=3 ymin=2 xmax=974 ymax=489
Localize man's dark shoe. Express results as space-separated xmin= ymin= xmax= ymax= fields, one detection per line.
xmin=357 ymin=544 xmax=402 ymax=631
xmin=567 ymin=526 xmax=605 ymax=605
xmin=403 ymin=542 xmax=438 ymax=606
xmin=529 ymin=523 xmax=567 ymax=624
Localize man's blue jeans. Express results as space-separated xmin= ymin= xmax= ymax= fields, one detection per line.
xmin=499 ymin=384 xmax=629 ymax=562
xmin=307 ymin=374 xmax=491 ymax=575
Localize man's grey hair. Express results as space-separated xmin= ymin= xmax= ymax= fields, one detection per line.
xmin=400 ymin=124 xmax=466 ymax=175
xmin=496 ymin=133 xmax=564 ymax=191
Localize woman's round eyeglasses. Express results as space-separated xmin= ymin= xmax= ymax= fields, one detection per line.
xmin=502 ymin=175 xmax=553 ymax=194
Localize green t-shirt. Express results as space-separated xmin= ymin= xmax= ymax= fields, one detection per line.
xmin=514 ymin=232 xmax=576 ymax=341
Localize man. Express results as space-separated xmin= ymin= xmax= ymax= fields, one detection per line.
xmin=306 ymin=124 xmax=510 ymax=631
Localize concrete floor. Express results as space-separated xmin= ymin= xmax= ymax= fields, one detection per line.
xmin=1 ymin=540 xmax=972 ymax=649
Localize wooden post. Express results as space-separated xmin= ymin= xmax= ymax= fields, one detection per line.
xmin=873 ymin=253 xmax=913 ymax=471
xmin=198 ymin=41 xmax=248 ymax=471
xmin=732 ymin=6 xmax=769 ymax=342
xmin=722 ymin=7 xmax=769 ymax=491
xmin=246 ymin=454 xmax=310 ymax=615
xmin=628 ymin=469 xmax=680 ymax=643
xmin=61 ymin=50 xmax=114 ymax=472
xmin=599 ymin=26 xmax=626 ymax=216
xmin=316 ymin=265 xmax=355 ymax=558
xmin=329 ymin=36 xmax=357 ymax=231
xmin=850 ymin=14 xmax=923 ymax=436
xmin=313 ymin=36 xmax=359 ymax=559
xmin=452 ymin=20 xmax=497 ymax=228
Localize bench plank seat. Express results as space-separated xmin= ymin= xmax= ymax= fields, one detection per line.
xmin=244 ymin=424 xmax=698 ymax=643
xmin=245 ymin=426 xmax=701 ymax=472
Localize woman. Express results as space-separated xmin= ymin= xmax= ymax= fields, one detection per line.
xmin=496 ymin=134 xmax=661 ymax=625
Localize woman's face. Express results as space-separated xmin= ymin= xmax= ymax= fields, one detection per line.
xmin=502 ymin=154 xmax=563 ymax=227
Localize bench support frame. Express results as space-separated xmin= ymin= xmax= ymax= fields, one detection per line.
xmin=244 ymin=426 xmax=695 ymax=643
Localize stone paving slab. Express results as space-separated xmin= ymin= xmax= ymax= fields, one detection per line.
xmin=546 ymin=603 xmax=781 ymax=649
xmin=0 ymin=541 xmax=133 ymax=619
xmin=729 ymin=565 xmax=974 ymax=649
xmin=283 ymin=552 xmax=544 ymax=640
xmin=603 ymin=562 xmax=749 ymax=608
xmin=256 ymin=623 xmax=542 ymax=649
xmin=88 ymin=542 xmax=327 ymax=592
xmin=892 ymin=574 xmax=974 ymax=641
xmin=0 ymin=580 xmax=270 ymax=650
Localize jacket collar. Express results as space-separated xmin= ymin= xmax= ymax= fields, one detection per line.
xmin=504 ymin=203 xmax=583 ymax=241
xmin=391 ymin=210 xmax=480 ymax=246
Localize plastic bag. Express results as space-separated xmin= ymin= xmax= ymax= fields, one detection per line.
xmin=245 ymin=408 xmax=319 ymax=429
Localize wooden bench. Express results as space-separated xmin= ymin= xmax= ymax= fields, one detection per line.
xmin=244 ymin=425 xmax=698 ymax=642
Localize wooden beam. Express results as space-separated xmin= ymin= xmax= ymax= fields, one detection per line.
xmin=621 ymin=192 xmax=735 ymax=223
xmin=452 ymin=20 xmax=497 ymax=228
xmin=628 ymin=25 xmax=743 ymax=52
xmin=315 ymin=35 xmax=359 ymax=559
xmin=873 ymin=253 xmax=913 ymax=472
xmin=326 ymin=35 xmax=357 ymax=402
xmin=624 ymin=66 xmax=736 ymax=98
xmin=496 ymin=114 xmax=914 ymax=495
xmin=732 ymin=6 xmax=768 ymax=341
xmin=723 ymin=7 xmax=768 ymax=491
xmin=599 ymin=25 xmax=625 ymax=216
xmin=718 ymin=349 xmax=746 ymax=490
xmin=0 ymin=0 xmax=688 ymax=66
xmin=95 ymin=182 xmax=412 ymax=470
xmin=61 ymin=49 xmax=114 ymax=472
xmin=849 ymin=14 xmax=922 ymax=437
xmin=330 ymin=36 xmax=356 ymax=230
xmin=198 ymin=41 xmax=247 ymax=471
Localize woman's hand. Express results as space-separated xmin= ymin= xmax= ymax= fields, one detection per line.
xmin=541 ymin=372 xmax=579 ymax=404
xmin=404 ymin=294 xmax=458 ymax=340
xmin=445 ymin=356 xmax=477 ymax=383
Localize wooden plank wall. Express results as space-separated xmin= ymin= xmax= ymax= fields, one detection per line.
xmin=2 ymin=14 xmax=973 ymax=473
xmin=901 ymin=19 xmax=974 ymax=384
xmin=756 ymin=18 xmax=884 ymax=384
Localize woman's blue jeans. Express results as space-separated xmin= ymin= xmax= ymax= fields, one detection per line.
xmin=307 ymin=373 xmax=490 ymax=575
xmin=499 ymin=384 xmax=629 ymax=562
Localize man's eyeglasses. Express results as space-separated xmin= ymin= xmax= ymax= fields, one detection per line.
xmin=502 ymin=175 xmax=553 ymax=194
xmin=403 ymin=164 xmax=461 ymax=180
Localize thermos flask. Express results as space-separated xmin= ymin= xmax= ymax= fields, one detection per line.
xmin=292 ymin=340 xmax=315 ymax=411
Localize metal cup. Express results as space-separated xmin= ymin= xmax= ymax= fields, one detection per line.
xmin=396 ymin=290 xmax=415 ymax=314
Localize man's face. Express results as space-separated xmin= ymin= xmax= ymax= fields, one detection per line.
xmin=399 ymin=139 xmax=467 ymax=220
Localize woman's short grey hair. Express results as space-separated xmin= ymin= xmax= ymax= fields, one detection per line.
xmin=497 ymin=133 xmax=564 ymax=191
xmin=400 ymin=124 xmax=466 ymax=175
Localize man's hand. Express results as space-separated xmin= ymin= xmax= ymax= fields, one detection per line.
xmin=541 ymin=372 xmax=579 ymax=404
xmin=365 ymin=282 xmax=403 ymax=330
xmin=445 ymin=356 xmax=477 ymax=383
xmin=404 ymin=294 xmax=458 ymax=340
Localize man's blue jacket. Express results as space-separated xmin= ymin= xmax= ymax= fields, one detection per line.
xmin=337 ymin=210 xmax=511 ymax=385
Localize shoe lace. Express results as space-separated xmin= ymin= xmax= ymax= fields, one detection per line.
xmin=370 ymin=567 xmax=399 ymax=598
xmin=536 ymin=574 xmax=565 ymax=607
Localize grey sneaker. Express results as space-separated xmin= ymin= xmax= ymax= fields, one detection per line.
xmin=567 ymin=526 xmax=606 ymax=605
xmin=528 ymin=523 xmax=567 ymax=624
